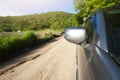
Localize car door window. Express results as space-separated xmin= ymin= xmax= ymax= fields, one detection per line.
xmin=85 ymin=18 xmax=94 ymax=43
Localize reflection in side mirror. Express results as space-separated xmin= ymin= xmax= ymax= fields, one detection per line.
xmin=64 ymin=27 xmax=87 ymax=44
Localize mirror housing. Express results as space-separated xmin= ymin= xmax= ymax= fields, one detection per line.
xmin=64 ymin=27 xmax=87 ymax=44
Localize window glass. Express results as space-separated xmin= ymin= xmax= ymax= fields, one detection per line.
xmin=85 ymin=19 xmax=94 ymax=43
xmin=107 ymin=10 xmax=120 ymax=56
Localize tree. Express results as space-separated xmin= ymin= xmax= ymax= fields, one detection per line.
xmin=0 ymin=16 xmax=13 ymax=32
xmin=0 ymin=11 xmax=78 ymax=32
xmin=73 ymin=0 xmax=120 ymax=24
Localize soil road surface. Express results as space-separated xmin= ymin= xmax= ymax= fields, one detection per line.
xmin=0 ymin=36 xmax=76 ymax=80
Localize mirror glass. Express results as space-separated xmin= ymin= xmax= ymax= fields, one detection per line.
xmin=64 ymin=27 xmax=86 ymax=44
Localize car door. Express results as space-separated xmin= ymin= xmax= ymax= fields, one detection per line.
xmin=84 ymin=10 xmax=120 ymax=80
xmin=64 ymin=7 xmax=120 ymax=80
xmin=77 ymin=17 xmax=95 ymax=80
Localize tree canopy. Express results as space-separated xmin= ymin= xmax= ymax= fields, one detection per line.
xmin=0 ymin=11 xmax=79 ymax=32
xmin=74 ymin=0 xmax=120 ymax=24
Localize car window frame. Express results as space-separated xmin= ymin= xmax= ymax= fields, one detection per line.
xmin=84 ymin=16 xmax=94 ymax=43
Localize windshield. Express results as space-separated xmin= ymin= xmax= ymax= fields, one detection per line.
xmin=106 ymin=8 xmax=120 ymax=57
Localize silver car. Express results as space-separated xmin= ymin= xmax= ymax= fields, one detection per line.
xmin=64 ymin=5 xmax=120 ymax=80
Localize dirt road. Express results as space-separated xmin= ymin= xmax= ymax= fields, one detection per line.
xmin=0 ymin=37 xmax=76 ymax=80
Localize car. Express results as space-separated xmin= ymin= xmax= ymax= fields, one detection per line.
xmin=64 ymin=5 xmax=120 ymax=80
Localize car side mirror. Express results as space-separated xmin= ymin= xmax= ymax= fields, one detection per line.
xmin=64 ymin=27 xmax=87 ymax=44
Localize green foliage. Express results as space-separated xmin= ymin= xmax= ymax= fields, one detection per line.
xmin=50 ymin=22 xmax=63 ymax=30
xmin=21 ymin=31 xmax=37 ymax=48
xmin=0 ymin=37 xmax=22 ymax=57
xmin=0 ymin=38 xmax=9 ymax=55
xmin=0 ymin=11 xmax=79 ymax=32
xmin=0 ymin=11 xmax=80 ymax=61
xmin=0 ymin=32 xmax=37 ymax=61
xmin=0 ymin=29 xmax=62 ymax=62
xmin=8 ymin=37 xmax=22 ymax=52
xmin=74 ymin=0 xmax=120 ymax=24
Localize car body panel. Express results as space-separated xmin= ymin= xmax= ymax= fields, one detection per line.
xmin=77 ymin=45 xmax=95 ymax=80
xmin=77 ymin=44 xmax=120 ymax=80
xmin=64 ymin=5 xmax=120 ymax=80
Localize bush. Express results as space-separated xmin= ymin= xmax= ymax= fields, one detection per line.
xmin=0 ymin=30 xmax=61 ymax=62
xmin=0 ymin=38 xmax=10 ymax=55
xmin=38 ymin=36 xmax=53 ymax=43
xmin=0 ymin=31 xmax=38 ymax=62
xmin=0 ymin=37 xmax=22 ymax=60
xmin=7 ymin=37 xmax=22 ymax=52
xmin=21 ymin=31 xmax=38 ymax=49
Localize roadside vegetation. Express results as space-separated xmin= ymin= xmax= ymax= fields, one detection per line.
xmin=0 ymin=11 xmax=79 ymax=62
xmin=0 ymin=11 xmax=79 ymax=32
xmin=0 ymin=29 xmax=62 ymax=62
xmin=73 ymin=0 xmax=120 ymax=25
xmin=2 ymin=0 xmax=119 ymax=62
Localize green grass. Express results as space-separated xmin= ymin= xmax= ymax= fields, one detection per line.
xmin=0 ymin=29 xmax=62 ymax=62
xmin=0 ymin=32 xmax=23 ymax=38
xmin=34 ymin=29 xmax=63 ymax=38
xmin=0 ymin=31 xmax=37 ymax=61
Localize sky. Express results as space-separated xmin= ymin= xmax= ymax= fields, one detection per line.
xmin=0 ymin=0 xmax=76 ymax=16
